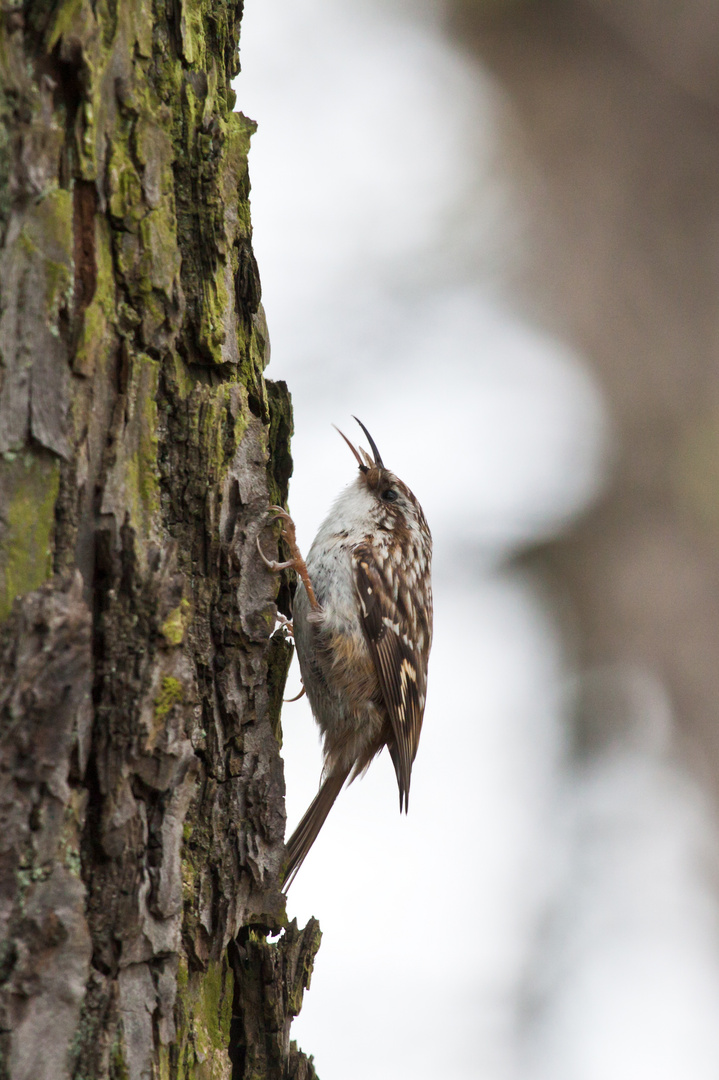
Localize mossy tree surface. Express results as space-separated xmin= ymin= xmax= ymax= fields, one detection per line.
xmin=0 ymin=2 xmax=319 ymax=1078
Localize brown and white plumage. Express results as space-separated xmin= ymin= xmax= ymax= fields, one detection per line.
xmin=275 ymin=419 xmax=433 ymax=888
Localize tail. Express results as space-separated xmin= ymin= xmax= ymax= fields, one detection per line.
xmin=283 ymin=767 xmax=350 ymax=890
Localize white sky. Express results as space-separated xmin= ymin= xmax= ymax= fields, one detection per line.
xmin=236 ymin=1 xmax=719 ymax=1076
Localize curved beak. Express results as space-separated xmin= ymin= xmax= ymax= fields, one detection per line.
xmin=352 ymin=417 xmax=384 ymax=468
xmin=333 ymin=418 xmax=385 ymax=473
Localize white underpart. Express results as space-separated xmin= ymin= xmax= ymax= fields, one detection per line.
xmin=304 ymin=478 xmax=371 ymax=636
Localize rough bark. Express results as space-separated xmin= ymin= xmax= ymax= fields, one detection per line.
xmin=0 ymin=1 xmax=318 ymax=1077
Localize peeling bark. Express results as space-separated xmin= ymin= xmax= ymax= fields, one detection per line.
xmin=0 ymin=1 xmax=317 ymax=1077
xmin=230 ymin=920 xmax=321 ymax=1080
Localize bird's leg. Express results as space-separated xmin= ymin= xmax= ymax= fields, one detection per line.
xmin=267 ymin=582 xmax=308 ymax=702
xmin=256 ymin=507 xmax=321 ymax=611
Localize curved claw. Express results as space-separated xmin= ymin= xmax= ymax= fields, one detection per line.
xmin=256 ymin=534 xmax=294 ymax=573
xmin=268 ymin=505 xmax=293 ymax=521
xmin=257 ymin=506 xmax=321 ymax=612
xmin=274 ymin=611 xmax=294 ymax=638
xmin=284 ymin=685 xmax=306 ymax=703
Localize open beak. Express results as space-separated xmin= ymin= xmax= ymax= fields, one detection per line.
xmin=333 ymin=418 xmax=385 ymax=473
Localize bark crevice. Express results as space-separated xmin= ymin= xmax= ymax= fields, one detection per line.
xmin=0 ymin=0 xmax=319 ymax=1076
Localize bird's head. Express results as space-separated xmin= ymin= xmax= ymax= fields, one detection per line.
xmin=334 ymin=418 xmax=430 ymax=545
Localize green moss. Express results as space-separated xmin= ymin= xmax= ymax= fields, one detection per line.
xmin=222 ymin=113 xmax=255 ymax=237
xmin=179 ymin=381 xmax=251 ymax=488
xmin=139 ymin=207 xmax=182 ymax=293
xmin=249 ymin=303 xmax=271 ymax=374
xmin=0 ymin=453 xmax=60 ymax=622
xmin=61 ymin=842 xmax=82 ymax=879
xmin=107 ymin=132 xmax=144 ymax=228
xmin=154 ymin=676 xmax=184 ymax=719
xmin=4 ymin=0 xmax=298 ymax=1071
xmin=234 ymin=410 xmax=249 ymax=448
xmin=193 ymin=959 xmax=233 ymax=1069
xmin=285 ymin=922 xmax=322 ymax=1016
xmin=163 ymin=353 xmax=196 ymax=401
xmin=194 ymin=254 xmax=233 ymax=365
xmin=197 ymin=392 xmax=225 ymax=470
xmin=14 ymin=191 xmax=74 ymax=329
xmin=0 ymin=68 xmax=11 ymax=230
xmin=161 ymin=597 xmax=192 ymax=645
xmin=179 ymin=0 xmax=206 ymax=66
xmin=45 ymin=0 xmax=85 ymax=52
xmin=130 ymin=0 xmax=153 ymax=58
xmin=180 ymin=851 xmax=197 ymax=912
xmin=266 ymin=379 xmax=294 ymax=507
xmin=28 ymin=188 xmax=73 ymax=259
xmin=109 ymin=1031 xmax=130 ymax=1080
xmin=158 ymin=1044 xmax=171 ymax=1080
xmin=171 ymin=65 xmax=259 ymax=368
xmin=123 ymin=354 xmax=161 ymax=537
xmin=43 ymin=251 xmax=73 ymax=316
xmin=74 ymin=215 xmax=116 ymax=376
xmin=58 ymin=795 xmax=85 ymax=878
xmin=179 ymin=783 xmax=217 ymax=956
xmin=173 ymin=957 xmax=234 ymax=1080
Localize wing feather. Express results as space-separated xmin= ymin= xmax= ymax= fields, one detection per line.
xmin=354 ymin=543 xmax=431 ymax=811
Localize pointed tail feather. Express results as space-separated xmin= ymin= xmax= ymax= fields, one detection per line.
xmin=283 ymin=768 xmax=350 ymax=890
xmin=388 ymin=741 xmax=411 ymax=813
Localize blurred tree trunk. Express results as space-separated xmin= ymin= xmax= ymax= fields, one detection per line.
xmin=450 ymin=0 xmax=719 ymax=777
xmin=0 ymin=2 xmax=319 ymax=1078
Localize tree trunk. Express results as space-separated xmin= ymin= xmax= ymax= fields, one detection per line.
xmin=0 ymin=2 xmax=318 ymax=1077
xmin=449 ymin=0 xmax=719 ymax=779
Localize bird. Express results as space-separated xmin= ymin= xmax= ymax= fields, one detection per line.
xmin=257 ymin=418 xmax=433 ymax=888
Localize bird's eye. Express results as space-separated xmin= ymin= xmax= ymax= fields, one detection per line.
xmin=382 ymin=488 xmax=398 ymax=502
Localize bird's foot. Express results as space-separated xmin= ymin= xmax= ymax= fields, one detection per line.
xmin=257 ymin=507 xmax=320 ymax=611
xmin=274 ymin=610 xmax=294 ymax=638
xmin=271 ymin=613 xmax=306 ymax=700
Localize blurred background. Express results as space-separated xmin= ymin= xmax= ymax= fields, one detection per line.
xmin=237 ymin=2 xmax=719 ymax=1077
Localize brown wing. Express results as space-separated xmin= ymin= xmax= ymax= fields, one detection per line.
xmin=353 ymin=542 xmax=431 ymax=811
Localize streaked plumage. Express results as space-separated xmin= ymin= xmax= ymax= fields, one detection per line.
xmin=278 ymin=419 xmax=433 ymax=888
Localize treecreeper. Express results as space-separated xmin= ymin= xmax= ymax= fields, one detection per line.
xmin=258 ymin=416 xmax=431 ymax=881
xmin=258 ymin=418 xmax=433 ymax=886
